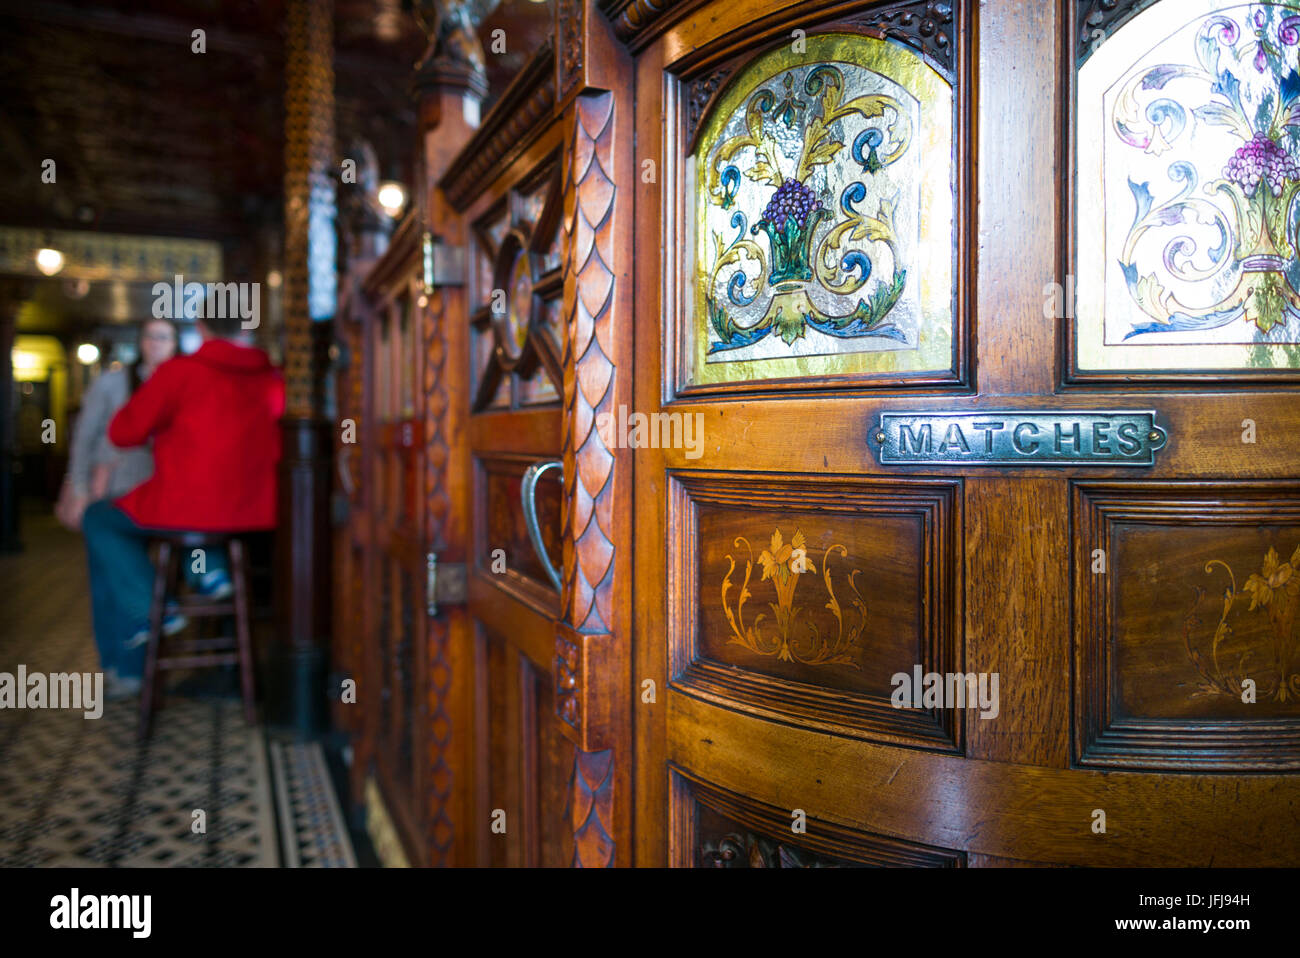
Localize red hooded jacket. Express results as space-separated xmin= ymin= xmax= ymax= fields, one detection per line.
xmin=108 ymin=339 xmax=285 ymax=531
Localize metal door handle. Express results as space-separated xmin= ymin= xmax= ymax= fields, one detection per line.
xmin=521 ymin=458 xmax=562 ymax=592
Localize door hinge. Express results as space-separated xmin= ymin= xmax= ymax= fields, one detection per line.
xmin=330 ymin=491 xmax=350 ymax=527
xmin=426 ymin=551 xmax=468 ymax=617
xmin=423 ymin=232 xmax=464 ymax=291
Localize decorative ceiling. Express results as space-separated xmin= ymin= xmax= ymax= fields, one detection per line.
xmin=0 ymin=0 xmax=427 ymax=242
xmin=0 ymin=0 xmax=552 ymax=336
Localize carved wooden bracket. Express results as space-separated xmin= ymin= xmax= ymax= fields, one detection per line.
xmin=555 ymin=624 xmax=616 ymax=750
xmin=683 ymin=65 xmax=733 ymax=156
xmin=848 ymin=0 xmax=956 ymax=77
xmin=556 ymin=0 xmax=631 ymax=109
xmin=1076 ymin=0 xmax=1152 ymax=62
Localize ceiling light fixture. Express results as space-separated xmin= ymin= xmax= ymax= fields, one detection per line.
xmin=376 ymin=181 xmax=407 ymax=217
xmin=36 ymin=247 xmax=65 ymax=276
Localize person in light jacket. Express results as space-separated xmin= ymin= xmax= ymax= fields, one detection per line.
xmin=56 ymin=318 xmax=179 ymax=526
xmin=55 ymin=318 xmax=221 ymax=696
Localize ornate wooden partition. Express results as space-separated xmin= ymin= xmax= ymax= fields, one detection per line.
xmin=338 ymin=0 xmax=638 ymax=866
xmin=337 ymin=0 xmax=1300 ymax=867
xmin=425 ymin=4 xmax=638 ymax=866
xmin=333 ymin=215 xmax=437 ymax=863
xmin=552 ymin=4 xmax=638 ymax=867
xmin=334 ymin=8 xmax=486 ymax=865
xmin=627 ymin=0 xmax=1300 ymax=867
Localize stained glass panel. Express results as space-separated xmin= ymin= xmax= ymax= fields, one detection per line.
xmin=485 ymin=213 xmax=509 ymax=251
xmin=687 ymin=33 xmax=955 ymax=387
xmin=539 ymin=296 xmax=564 ymax=355
xmin=540 ymin=222 xmax=563 ymax=274
xmin=1077 ymin=0 xmax=1300 ymax=372
xmin=516 ymin=365 xmax=559 ymax=405
xmin=515 ymin=178 xmax=550 ymax=231
xmin=472 ymin=323 xmax=495 ymax=394
xmin=473 ymin=238 xmax=494 ymax=309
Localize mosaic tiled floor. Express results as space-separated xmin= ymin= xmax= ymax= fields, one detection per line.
xmin=270 ymin=741 xmax=358 ymax=867
xmin=0 ymin=512 xmax=356 ymax=868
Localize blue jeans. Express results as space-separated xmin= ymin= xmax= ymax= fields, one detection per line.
xmin=82 ymin=501 xmax=228 ymax=680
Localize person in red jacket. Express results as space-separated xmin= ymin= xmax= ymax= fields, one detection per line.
xmin=81 ymin=313 xmax=285 ymax=697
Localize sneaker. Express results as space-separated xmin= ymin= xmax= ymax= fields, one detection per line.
xmin=124 ymin=611 xmax=188 ymax=649
xmin=105 ymin=673 xmax=143 ymax=701
xmin=194 ymin=569 xmax=233 ymax=601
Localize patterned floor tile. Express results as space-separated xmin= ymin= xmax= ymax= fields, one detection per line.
xmin=0 ymin=514 xmax=362 ymax=868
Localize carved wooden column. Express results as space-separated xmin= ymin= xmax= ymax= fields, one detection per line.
xmin=553 ymin=0 xmax=636 ymax=867
xmin=277 ymin=0 xmax=336 ymax=734
xmin=411 ymin=0 xmax=486 ymax=867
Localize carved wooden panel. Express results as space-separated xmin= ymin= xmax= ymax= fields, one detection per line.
xmin=554 ymin=89 xmax=625 ymax=767
xmin=470 ymin=158 xmax=564 ymax=413
xmin=669 ymin=471 xmax=963 ymax=751
xmin=533 ymin=661 xmax=578 ymax=867
xmin=1075 ymin=481 xmax=1300 ymax=770
xmin=684 ymin=66 xmax=733 ymax=153
xmin=477 ymin=627 xmax=576 ymax=867
xmin=557 ymin=0 xmax=586 ymax=101
xmin=475 ymin=455 xmax=564 ymax=603
xmin=670 ymin=766 xmax=965 ymax=867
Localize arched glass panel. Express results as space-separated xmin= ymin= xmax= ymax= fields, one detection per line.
xmin=1077 ymin=0 xmax=1300 ymax=373
xmin=687 ymin=32 xmax=955 ymax=388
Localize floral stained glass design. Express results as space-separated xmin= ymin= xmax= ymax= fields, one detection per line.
xmin=1077 ymin=0 xmax=1300 ymax=372
xmin=688 ymin=33 xmax=955 ymax=387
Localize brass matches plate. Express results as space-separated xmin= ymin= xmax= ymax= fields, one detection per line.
xmin=870 ymin=411 xmax=1168 ymax=466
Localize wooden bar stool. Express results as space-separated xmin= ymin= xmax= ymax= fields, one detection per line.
xmin=139 ymin=531 xmax=256 ymax=738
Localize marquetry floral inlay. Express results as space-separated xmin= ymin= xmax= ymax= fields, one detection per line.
xmin=720 ymin=528 xmax=865 ymax=668
xmin=1185 ymin=543 xmax=1300 ymax=702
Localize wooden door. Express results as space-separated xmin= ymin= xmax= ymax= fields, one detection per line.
xmin=439 ymin=53 xmax=576 ymax=867
xmin=356 ymin=219 xmax=432 ymax=863
xmin=631 ymin=0 xmax=1300 ymax=867
xmin=332 ymin=266 xmax=369 ymax=801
